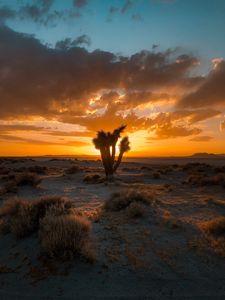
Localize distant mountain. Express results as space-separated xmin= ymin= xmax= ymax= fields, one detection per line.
xmin=190 ymin=153 xmax=225 ymax=158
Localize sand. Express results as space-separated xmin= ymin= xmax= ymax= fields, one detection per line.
xmin=0 ymin=157 xmax=225 ymax=299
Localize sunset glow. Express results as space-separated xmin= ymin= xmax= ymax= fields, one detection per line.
xmin=0 ymin=0 xmax=224 ymax=156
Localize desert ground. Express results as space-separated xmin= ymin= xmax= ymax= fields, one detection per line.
xmin=0 ymin=157 xmax=225 ymax=299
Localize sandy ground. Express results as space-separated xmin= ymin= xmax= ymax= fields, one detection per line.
xmin=0 ymin=157 xmax=225 ymax=299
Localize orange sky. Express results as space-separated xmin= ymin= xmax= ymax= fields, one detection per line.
xmin=0 ymin=23 xmax=225 ymax=156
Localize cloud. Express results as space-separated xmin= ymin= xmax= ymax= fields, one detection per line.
xmin=73 ymin=0 xmax=89 ymax=8
xmin=0 ymin=26 xmax=201 ymax=121
xmin=0 ymin=124 xmax=45 ymax=132
xmin=220 ymin=120 xmax=225 ymax=131
xmin=0 ymin=134 xmax=88 ymax=147
xmin=131 ymin=14 xmax=143 ymax=22
xmin=189 ymin=136 xmax=213 ymax=142
xmin=0 ymin=6 xmax=15 ymax=23
xmin=177 ymin=59 xmax=225 ymax=108
xmin=0 ymin=1 xmax=82 ymax=27
xmin=121 ymin=0 xmax=134 ymax=13
xmin=55 ymin=35 xmax=91 ymax=50
xmin=149 ymin=121 xmax=201 ymax=139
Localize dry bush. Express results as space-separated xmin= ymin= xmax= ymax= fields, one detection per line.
xmin=35 ymin=196 xmax=73 ymax=219
xmin=200 ymin=216 xmax=225 ymax=236
xmin=0 ymin=196 xmax=74 ymax=238
xmin=0 ymin=167 xmax=11 ymax=175
xmin=104 ymin=189 xmax=154 ymax=211
xmin=205 ymin=197 xmax=225 ymax=207
xmin=15 ymin=172 xmax=42 ymax=187
xmin=152 ymin=172 xmax=161 ymax=179
xmin=199 ymin=216 xmax=225 ymax=257
xmin=0 ymin=198 xmax=38 ymax=237
xmin=39 ymin=214 xmax=94 ymax=261
xmin=161 ymin=210 xmax=181 ymax=229
xmin=83 ymin=174 xmax=104 ymax=184
xmin=126 ymin=201 xmax=146 ymax=218
xmin=159 ymin=166 xmax=172 ymax=175
xmin=28 ymin=165 xmax=48 ymax=174
xmin=64 ymin=165 xmax=80 ymax=175
xmin=140 ymin=166 xmax=152 ymax=171
xmin=2 ymin=172 xmax=42 ymax=194
xmin=184 ymin=173 xmax=225 ymax=187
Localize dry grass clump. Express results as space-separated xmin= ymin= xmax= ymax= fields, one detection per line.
xmin=200 ymin=216 xmax=225 ymax=236
xmin=0 ymin=172 xmax=42 ymax=195
xmin=159 ymin=166 xmax=173 ymax=175
xmin=64 ymin=165 xmax=80 ymax=175
xmin=199 ymin=216 xmax=225 ymax=257
xmin=0 ymin=197 xmax=73 ymax=238
xmin=39 ymin=214 xmax=95 ymax=262
xmin=152 ymin=172 xmax=161 ymax=179
xmin=15 ymin=172 xmax=42 ymax=187
xmin=104 ymin=189 xmax=153 ymax=211
xmin=126 ymin=201 xmax=146 ymax=218
xmin=184 ymin=173 xmax=225 ymax=187
xmin=28 ymin=165 xmax=48 ymax=174
xmin=161 ymin=210 xmax=181 ymax=229
xmin=0 ymin=198 xmax=38 ymax=237
xmin=0 ymin=196 xmax=95 ymax=262
xmin=83 ymin=173 xmax=104 ymax=184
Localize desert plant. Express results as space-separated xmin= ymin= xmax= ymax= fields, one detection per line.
xmin=38 ymin=214 xmax=94 ymax=260
xmin=104 ymin=189 xmax=153 ymax=211
xmin=93 ymin=125 xmax=130 ymax=180
xmin=126 ymin=201 xmax=146 ymax=218
xmin=0 ymin=196 xmax=74 ymax=237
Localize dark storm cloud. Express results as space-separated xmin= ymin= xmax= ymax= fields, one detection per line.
xmin=0 ymin=25 xmax=201 ymax=121
xmin=177 ymin=59 xmax=225 ymax=108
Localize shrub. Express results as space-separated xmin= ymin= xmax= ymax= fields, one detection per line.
xmin=39 ymin=214 xmax=93 ymax=260
xmin=34 ymin=196 xmax=73 ymax=220
xmin=15 ymin=172 xmax=42 ymax=187
xmin=0 ymin=198 xmax=38 ymax=237
xmin=200 ymin=216 xmax=225 ymax=236
xmin=28 ymin=166 xmax=48 ymax=174
xmin=64 ymin=165 xmax=80 ymax=175
xmin=104 ymin=189 xmax=153 ymax=211
xmin=152 ymin=172 xmax=161 ymax=179
xmin=184 ymin=174 xmax=225 ymax=187
xmin=126 ymin=202 xmax=146 ymax=218
xmin=0 ymin=196 xmax=74 ymax=238
xmin=83 ymin=174 xmax=104 ymax=184
xmin=199 ymin=216 xmax=225 ymax=257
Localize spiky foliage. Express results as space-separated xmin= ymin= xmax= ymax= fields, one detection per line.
xmin=92 ymin=125 xmax=130 ymax=179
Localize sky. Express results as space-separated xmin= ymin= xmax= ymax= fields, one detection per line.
xmin=0 ymin=0 xmax=225 ymax=156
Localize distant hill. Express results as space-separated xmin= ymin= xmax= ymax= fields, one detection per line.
xmin=190 ymin=153 xmax=225 ymax=158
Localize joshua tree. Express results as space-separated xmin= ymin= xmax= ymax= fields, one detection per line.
xmin=93 ymin=125 xmax=130 ymax=180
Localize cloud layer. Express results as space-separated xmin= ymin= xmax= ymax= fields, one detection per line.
xmin=0 ymin=25 xmax=223 ymax=145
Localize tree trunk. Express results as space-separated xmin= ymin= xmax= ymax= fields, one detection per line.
xmin=111 ymin=143 xmax=116 ymax=167
xmin=113 ymin=151 xmax=124 ymax=173
xmin=100 ymin=148 xmax=108 ymax=176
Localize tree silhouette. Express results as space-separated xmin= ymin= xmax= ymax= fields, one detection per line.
xmin=93 ymin=125 xmax=130 ymax=180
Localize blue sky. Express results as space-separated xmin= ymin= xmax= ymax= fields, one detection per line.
xmin=2 ymin=0 xmax=225 ymax=72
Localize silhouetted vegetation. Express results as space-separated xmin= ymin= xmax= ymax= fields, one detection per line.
xmin=0 ymin=196 xmax=94 ymax=261
xmin=93 ymin=125 xmax=130 ymax=180
xmin=104 ymin=189 xmax=153 ymax=211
